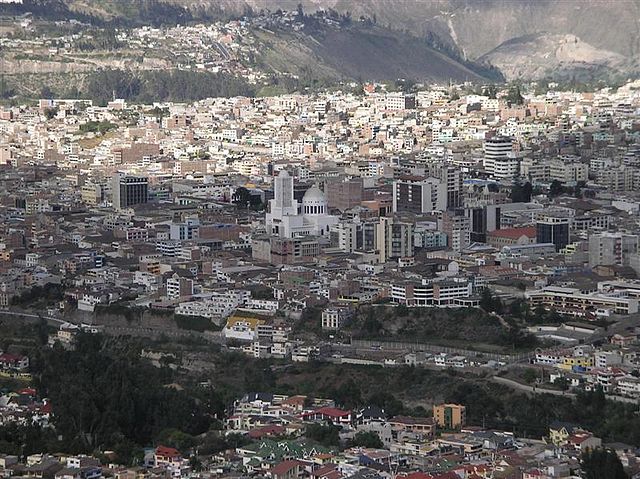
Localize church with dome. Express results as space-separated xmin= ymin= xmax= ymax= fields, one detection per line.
xmin=265 ymin=170 xmax=338 ymax=238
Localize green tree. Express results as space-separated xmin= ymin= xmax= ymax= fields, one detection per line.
xmin=305 ymin=423 xmax=340 ymax=447
xmin=44 ymin=107 xmax=58 ymax=120
xmin=506 ymin=85 xmax=524 ymax=105
xmin=523 ymin=368 xmax=537 ymax=385
xmin=581 ymin=448 xmax=627 ymax=479
xmin=349 ymin=431 xmax=383 ymax=449
xmin=548 ymin=180 xmax=565 ymax=198
xmin=511 ymin=181 xmax=532 ymax=203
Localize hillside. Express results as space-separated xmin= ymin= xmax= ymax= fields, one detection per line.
xmin=0 ymin=0 xmax=503 ymax=84
xmin=176 ymin=0 xmax=640 ymax=81
xmin=480 ymin=33 xmax=630 ymax=82
xmin=253 ymin=22 xmax=498 ymax=83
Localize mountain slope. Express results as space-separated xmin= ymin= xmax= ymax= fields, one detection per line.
xmin=179 ymin=0 xmax=640 ymax=81
xmin=253 ymin=23 xmax=499 ymax=83
xmin=480 ymin=33 xmax=629 ymax=81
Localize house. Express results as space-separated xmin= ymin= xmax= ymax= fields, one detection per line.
xmin=269 ymin=460 xmax=301 ymax=479
xmin=0 ymin=353 xmax=29 ymax=371
xmin=248 ymin=424 xmax=286 ymax=439
xmin=548 ymin=421 xmax=582 ymax=446
xmin=567 ymin=432 xmax=602 ymax=452
xmin=153 ymin=446 xmax=187 ymax=477
xmin=302 ymin=407 xmax=352 ymax=426
xmin=388 ymin=416 xmax=436 ymax=438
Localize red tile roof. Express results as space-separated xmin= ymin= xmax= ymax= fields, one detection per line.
xmin=270 ymin=460 xmax=301 ymax=476
xmin=487 ymin=226 xmax=537 ymax=239
xmin=155 ymin=446 xmax=181 ymax=458
xmin=306 ymin=407 xmax=351 ymax=418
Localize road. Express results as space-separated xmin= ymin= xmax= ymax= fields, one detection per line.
xmin=0 ymin=309 xmax=223 ymax=342
xmin=492 ymin=375 xmax=638 ymax=404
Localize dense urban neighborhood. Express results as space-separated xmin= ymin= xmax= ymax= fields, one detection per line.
xmin=2 ymin=1 xmax=640 ymax=478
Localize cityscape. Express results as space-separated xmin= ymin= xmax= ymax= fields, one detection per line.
xmin=0 ymin=1 xmax=639 ymax=478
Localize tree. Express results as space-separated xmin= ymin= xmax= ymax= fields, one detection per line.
xmin=506 ymin=85 xmax=524 ymax=105
xmin=480 ymin=288 xmax=503 ymax=314
xmin=349 ymin=431 xmax=383 ymax=449
xmin=548 ymin=180 xmax=565 ymax=198
xmin=581 ymin=448 xmax=628 ymax=479
xmin=44 ymin=107 xmax=58 ymax=120
xmin=511 ymin=181 xmax=532 ymax=203
xmin=523 ymin=368 xmax=537 ymax=385
xmin=305 ymin=423 xmax=340 ymax=447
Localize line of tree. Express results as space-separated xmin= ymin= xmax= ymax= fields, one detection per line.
xmin=83 ymin=69 xmax=256 ymax=106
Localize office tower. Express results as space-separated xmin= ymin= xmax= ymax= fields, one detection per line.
xmin=465 ymin=204 xmax=501 ymax=243
xmin=441 ymin=211 xmax=471 ymax=252
xmin=392 ymin=177 xmax=446 ymax=214
xmin=536 ymin=215 xmax=571 ymax=251
xmin=112 ymin=173 xmax=148 ymax=210
xmin=484 ymin=136 xmax=519 ymax=181
xmin=589 ymin=232 xmax=639 ymax=268
xmin=376 ymin=217 xmax=414 ymax=263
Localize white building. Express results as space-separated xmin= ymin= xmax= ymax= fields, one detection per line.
xmin=265 ymin=170 xmax=338 ymax=238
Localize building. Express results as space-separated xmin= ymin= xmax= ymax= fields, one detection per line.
xmin=265 ymin=171 xmax=337 ymax=238
xmin=487 ymin=226 xmax=537 ymax=248
xmin=441 ymin=211 xmax=471 ymax=252
xmin=321 ymin=308 xmax=351 ymax=330
xmin=588 ymin=232 xmax=639 ymax=268
xmin=112 ymin=173 xmax=148 ymax=210
xmin=392 ymin=177 xmax=446 ymax=214
xmin=433 ymin=404 xmax=466 ymax=430
xmin=376 ymin=217 xmax=414 ymax=263
xmin=526 ymin=286 xmax=639 ymax=317
xmin=165 ymin=274 xmax=194 ymax=300
xmin=536 ymin=215 xmax=571 ymax=251
xmin=483 ymin=136 xmax=519 ymax=181
xmin=325 ymin=177 xmax=363 ymax=211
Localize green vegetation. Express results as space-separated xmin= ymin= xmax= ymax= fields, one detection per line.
xmin=11 ymin=283 xmax=64 ymax=308
xmin=84 ymin=69 xmax=255 ymax=105
xmin=349 ymin=431 xmax=383 ymax=449
xmin=347 ymin=304 xmax=539 ymax=352
xmin=3 ymin=324 xmax=640 ymax=462
xmin=29 ymin=334 xmax=213 ymax=463
xmin=79 ymin=120 xmax=117 ymax=134
xmin=305 ymin=423 xmax=340 ymax=447
xmin=505 ymin=84 xmax=524 ymax=105
xmin=232 ymin=187 xmax=265 ymax=210
xmin=510 ymin=181 xmax=532 ymax=203
xmin=174 ymin=314 xmax=219 ymax=333
xmin=582 ymin=448 xmax=628 ymax=479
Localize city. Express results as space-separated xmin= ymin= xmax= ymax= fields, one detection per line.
xmin=0 ymin=1 xmax=639 ymax=479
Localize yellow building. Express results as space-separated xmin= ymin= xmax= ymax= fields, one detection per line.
xmin=558 ymin=356 xmax=594 ymax=371
xmin=433 ymin=403 xmax=466 ymax=430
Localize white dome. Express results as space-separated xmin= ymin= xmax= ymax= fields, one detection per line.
xmin=277 ymin=170 xmax=290 ymax=178
xmin=303 ymin=185 xmax=325 ymax=201
xmin=302 ymin=185 xmax=327 ymax=215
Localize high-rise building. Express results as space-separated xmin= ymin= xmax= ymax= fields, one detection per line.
xmin=484 ymin=136 xmax=519 ymax=181
xmin=589 ymin=232 xmax=639 ymax=268
xmin=441 ymin=211 xmax=471 ymax=252
xmin=112 ymin=173 xmax=148 ymax=210
xmin=465 ymin=204 xmax=502 ymax=243
xmin=536 ymin=215 xmax=571 ymax=251
xmin=392 ymin=177 xmax=446 ymax=214
xmin=376 ymin=217 xmax=414 ymax=263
